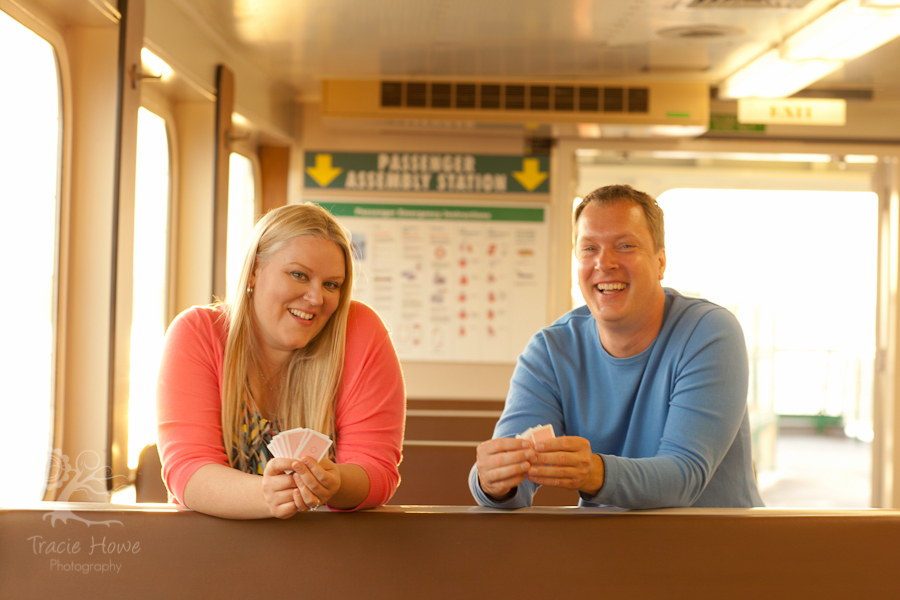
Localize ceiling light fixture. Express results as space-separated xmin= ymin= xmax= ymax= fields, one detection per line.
xmin=140 ymin=48 xmax=172 ymax=80
xmin=719 ymin=49 xmax=842 ymax=98
xmin=782 ymin=0 xmax=900 ymax=60
xmin=720 ymin=0 xmax=900 ymax=98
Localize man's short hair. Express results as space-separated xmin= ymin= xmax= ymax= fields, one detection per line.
xmin=574 ymin=184 xmax=665 ymax=252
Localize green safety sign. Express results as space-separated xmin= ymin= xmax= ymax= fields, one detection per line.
xmin=304 ymin=151 xmax=550 ymax=194
xmin=709 ymin=113 xmax=766 ymax=133
xmin=320 ymin=201 xmax=545 ymax=222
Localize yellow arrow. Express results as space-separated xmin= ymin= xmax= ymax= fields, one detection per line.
xmin=512 ymin=158 xmax=548 ymax=192
xmin=306 ymin=154 xmax=342 ymax=187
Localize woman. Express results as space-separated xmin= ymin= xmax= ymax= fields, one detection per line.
xmin=156 ymin=203 xmax=405 ymax=518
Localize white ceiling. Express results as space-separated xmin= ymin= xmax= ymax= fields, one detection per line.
xmin=169 ymin=0 xmax=900 ymax=101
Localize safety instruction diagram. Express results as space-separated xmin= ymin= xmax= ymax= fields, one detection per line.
xmin=321 ymin=201 xmax=549 ymax=363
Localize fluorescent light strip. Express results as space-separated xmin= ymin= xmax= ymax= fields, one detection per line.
xmin=650 ymin=151 xmax=832 ymax=162
xmin=782 ymin=0 xmax=900 ymax=61
xmin=720 ymin=0 xmax=900 ymax=99
xmin=845 ymin=154 xmax=879 ymax=163
xmin=719 ymin=50 xmax=841 ymax=99
xmin=140 ymin=48 xmax=172 ymax=80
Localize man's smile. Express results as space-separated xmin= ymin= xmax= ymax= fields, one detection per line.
xmin=596 ymin=282 xmax=627 ymax=294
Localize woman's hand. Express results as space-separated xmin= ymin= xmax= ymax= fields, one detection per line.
xmin=290 ymin=456 xmax=342 ymax=511
xmin=262 ymin=457 xmax=306 ymax=519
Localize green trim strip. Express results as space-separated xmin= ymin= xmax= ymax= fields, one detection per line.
xmin=319 ymin=201 xmax=545 ymax=223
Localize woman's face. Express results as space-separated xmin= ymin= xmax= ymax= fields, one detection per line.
xmin=248 ymin=235 xmax=346 ymax=365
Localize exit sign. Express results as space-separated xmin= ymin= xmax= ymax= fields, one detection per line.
xmin=738 ymin=98 xmax=846 ymax=126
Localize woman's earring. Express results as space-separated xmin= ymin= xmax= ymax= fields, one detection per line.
xmin=247 ymin=286 xmax=254 ymax=298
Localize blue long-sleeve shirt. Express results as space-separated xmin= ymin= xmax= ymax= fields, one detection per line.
xmin=469 ymin=288 xmax=764 ymax=509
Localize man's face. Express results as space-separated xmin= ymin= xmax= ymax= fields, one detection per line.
xmin=575 ymin=200 xmax=666 ymax=337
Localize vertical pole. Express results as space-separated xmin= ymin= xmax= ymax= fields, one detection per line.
xmin=212 ymin=65 xmax=234 ymax=301
xmin=872 ymin=157 xmax=900 ymax=507
xmin=549 ymin=140 xmax=579 ymax=323
xmin=107 ymin=0 xmax=144 ymax=490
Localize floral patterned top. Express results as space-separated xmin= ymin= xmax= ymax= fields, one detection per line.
xmin=233 ymin=397 xmax=281 ymax=475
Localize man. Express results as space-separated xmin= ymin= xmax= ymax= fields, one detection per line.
xmin=469 ymin=184 xmax=763 ymax=508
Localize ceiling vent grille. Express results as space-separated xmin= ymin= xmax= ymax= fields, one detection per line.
xmin=322 ymin=80 xmax=709 ymax=127
xmin=379 ymin=81 xmax=651 ymax=114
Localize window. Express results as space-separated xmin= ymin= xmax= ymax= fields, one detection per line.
xmin=226 ymin=152 xmax=257 ymax=302
xmin=0 ymin=9 xmax=62 ymax=504
xmin=657 ymin=188 xmax=876 ymax=443
xmin=127 ymin=107 xmax=171 ymax=471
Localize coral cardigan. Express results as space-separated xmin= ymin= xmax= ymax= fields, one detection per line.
xmin=156 ymin=301 xmax=406 ymax=510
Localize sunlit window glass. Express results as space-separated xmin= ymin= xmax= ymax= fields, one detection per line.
xmin=572 ymin=197 xmax=586 ymax=309
xmin=0 ymin=10 xmax=61 ymax=505
xmin=656 ymin=189 xmax=877 ymax=444
xmin=127 ymin=108 xmax=170 ymax=471
xmin=226 ymin=153 xmax=257 ymax=302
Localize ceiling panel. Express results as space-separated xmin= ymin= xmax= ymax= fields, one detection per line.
xmin=168 ymin=0 xmax=900 ymax=100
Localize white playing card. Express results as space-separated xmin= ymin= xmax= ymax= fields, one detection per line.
xmin=284 ymin=428 xmax=311 ymax=458
xmin=268 ymin=427 xmax=333 ymax=464
xmin=294 ymin=430 xmax=332 ymax=462
xmin=275 ymin=435 xmax=289 ymax=456
xmin=515 ymin=424 xmax=555 ymax=445
xmin=530 ymin=424 xmax=556 ymax=444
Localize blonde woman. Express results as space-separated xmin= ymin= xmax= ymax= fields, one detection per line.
xmin=157 ymin=203 xmax=405 ymax=518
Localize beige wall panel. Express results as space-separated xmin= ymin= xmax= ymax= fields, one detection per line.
xmin=173 ymin=101 xmax=216 ymax=313
xmin=296 ymin=103 xmax=525 ymax=158
xmin=60 ymin=25 xmax=119 ymax=500
xmin=143 ymin=0 xmax=293 ymax=139
xmin=401 ymin=363 xmax=515 ymax=401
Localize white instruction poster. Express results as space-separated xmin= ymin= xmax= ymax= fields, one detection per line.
xmin=321 ymin=200 xmax=548 ymax=363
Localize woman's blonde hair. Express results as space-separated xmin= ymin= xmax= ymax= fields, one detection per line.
xmin=220 ymin=202 xmax=354 ymax=471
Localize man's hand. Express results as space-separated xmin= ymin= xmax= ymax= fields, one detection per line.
xmin=475 ymin=438 xmax=537 ymax=500
xmin=527 ymin=436 xmax=604 ymax=497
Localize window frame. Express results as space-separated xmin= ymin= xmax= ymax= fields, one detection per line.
xmin=114 ymin=101 xmax=176 ymax=478
xmin=0 ymin=0 xmax=71 ymax=502
xmin=225 ymin=146 xmax=262 ymax=302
